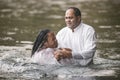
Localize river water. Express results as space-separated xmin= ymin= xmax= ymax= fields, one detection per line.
xmin=0 ymin=0 xmax=120 ymax=80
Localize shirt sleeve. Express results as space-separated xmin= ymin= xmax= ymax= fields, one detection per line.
xmin=56 ymin=29 xmax=65 ymax=48
xmin=82 ymin=28 xmax=97 ymax=59
xmin=72 ymin=28 xmax=97 ymax=66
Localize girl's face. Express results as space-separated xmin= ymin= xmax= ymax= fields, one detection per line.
xmin=45 ymin=32 xmax=58 ymax=48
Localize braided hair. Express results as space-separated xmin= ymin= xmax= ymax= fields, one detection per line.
xmin=31 ymin=29 xmax=50 ymax=56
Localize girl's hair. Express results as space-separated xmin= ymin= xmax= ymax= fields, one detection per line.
xmin=31 ymin=29 xmax=50 ymax=56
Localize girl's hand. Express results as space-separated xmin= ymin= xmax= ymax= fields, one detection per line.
xmin=54 ymin=48 xmax=72 ymax=61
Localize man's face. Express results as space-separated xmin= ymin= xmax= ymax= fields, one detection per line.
xmin=65 ymin=9 xmax=80 ymax=29
xmin=46 ymin=32 xmax=58 ymax=48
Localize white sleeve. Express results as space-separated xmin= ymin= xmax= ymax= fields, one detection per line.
xmin=72 ymin=29 xmax=97 ymax=66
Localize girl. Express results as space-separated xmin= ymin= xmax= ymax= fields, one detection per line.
xmin=31 ymin=29 xmax=72 ymax=65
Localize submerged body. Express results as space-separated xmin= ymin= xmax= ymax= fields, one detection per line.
xmin=32 ymin=48 xmax=59 ymax=65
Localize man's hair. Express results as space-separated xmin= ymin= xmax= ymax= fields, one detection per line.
xmin=67 ymin=7 xmax=81 ymax=17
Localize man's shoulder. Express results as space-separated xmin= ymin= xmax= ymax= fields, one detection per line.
xmin=81 ymin=23 xmax=95 ymax=32
xmin=82 ymin=23 xmax=93 ymax=28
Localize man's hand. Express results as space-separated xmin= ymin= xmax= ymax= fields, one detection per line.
xmin=54 ymin=48 xmax=72 ymax=61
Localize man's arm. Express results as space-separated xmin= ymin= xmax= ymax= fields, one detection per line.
xmin=72 ymin=30 xmax=96 ymax=66
xmin=54 ymin=48 xmax=72 ymax=61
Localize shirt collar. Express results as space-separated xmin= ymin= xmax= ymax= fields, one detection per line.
xmin=74 ymin=23 xmax=81 ymax=31
xmin=69 ymin=23 xmax=81 ymax=32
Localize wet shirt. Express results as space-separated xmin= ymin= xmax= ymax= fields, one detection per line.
xmin=56 ymin=23 xmax=97 ymax=66
xmin=32 ymin=48 xmax=59 ymax=65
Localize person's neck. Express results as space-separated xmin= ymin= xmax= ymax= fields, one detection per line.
xmin=71 ymin=25 xmax=79 ymax=32
xmin=38 ymin=45 xmax=47 ymax=51
xmin=72 ymin=22 xmax=81 ymax=32
xmin=71 ymin=28 xmax=74 ymax=32
xmin=42 ymin=45 xmax=48 ymax=49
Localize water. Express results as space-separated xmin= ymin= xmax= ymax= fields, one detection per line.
xmin=0 ymin=0 xmax=120 ymax=80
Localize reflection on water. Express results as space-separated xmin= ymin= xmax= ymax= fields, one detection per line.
xmin=0 ymin=0 xmax=120 ymax=80
xmin=0 ymin=0 xmax=119 ymax=59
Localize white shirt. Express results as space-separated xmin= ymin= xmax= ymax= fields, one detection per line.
xmin=32 ymin=48 xmax=59 ymax=65
xmin=56 ymin=23 xmax=97 ymax=66
xmin=32 ymin=48 xmax=73 ymax=65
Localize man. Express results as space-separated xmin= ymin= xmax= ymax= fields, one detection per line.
xmin=56 ymin=7 xmax=97 ymax=66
